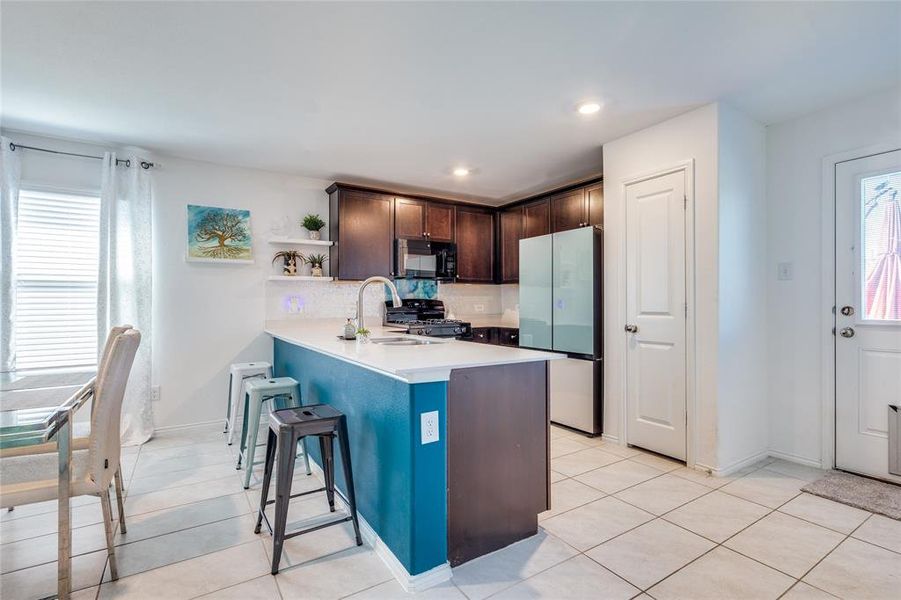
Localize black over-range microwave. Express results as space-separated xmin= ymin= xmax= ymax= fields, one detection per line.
xmin=395 ymin=239 xmax=457 ymax=280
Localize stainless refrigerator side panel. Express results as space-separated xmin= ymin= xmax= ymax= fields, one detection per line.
xmin=518 ymin=234 xmax=553 ymax=350
xmin=549 ymin=357 xmax=603 ymax=435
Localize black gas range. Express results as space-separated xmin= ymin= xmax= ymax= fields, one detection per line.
xmin=383 ymin=299 xmax=472 ymax=339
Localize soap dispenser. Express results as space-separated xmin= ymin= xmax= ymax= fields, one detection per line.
xmin=343 ymin=318 xmax=357 ymax=340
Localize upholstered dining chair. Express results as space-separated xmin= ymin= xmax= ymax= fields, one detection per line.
xmin=0 ymin=329 xmax=141 ymax=581
xmin=1 ymin=325 xmax=134 ymax=522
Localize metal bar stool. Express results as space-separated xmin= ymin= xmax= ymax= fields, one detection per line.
xmin=237 ymin=377 xmax=311 ymax=489
xmin=225 ymin=362 xmax=272 ymax=445
xmin=254 ymin=405 xmax=362 ymax=575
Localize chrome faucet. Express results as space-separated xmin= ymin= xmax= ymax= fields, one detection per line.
xmin=357 ymin=276 xmax=402 ymax=332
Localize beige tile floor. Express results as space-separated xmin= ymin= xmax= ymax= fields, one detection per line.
xmin=2 ymin=423 xmax=899 ymax=599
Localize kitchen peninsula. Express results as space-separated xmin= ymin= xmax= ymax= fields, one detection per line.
xmin=265 ymin=319 xmax=560 ymax=589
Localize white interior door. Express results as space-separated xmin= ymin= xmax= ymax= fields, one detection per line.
xmin=625 ymin=171 xmax=687 ymax=461
xmin=835 ymin=150 xmax=901 ymax=484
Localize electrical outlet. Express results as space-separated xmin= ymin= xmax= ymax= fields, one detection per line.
xmin=421 ymin=410 xmax=439 ymax=444
xmin=151 ymin=385 xmax=161 ymax=402
xmin=777 ymin=262 xmax=793 ymax=281
xmin=474 ymin=304 xmax=485 ymax=313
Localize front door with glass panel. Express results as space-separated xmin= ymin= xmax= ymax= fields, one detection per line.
xmin=835 ymin=150 xmax=901 ymax=483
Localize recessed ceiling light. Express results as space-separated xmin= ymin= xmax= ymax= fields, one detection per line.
xmin=453 ymin=167 xmax=470 ymax=177
xmin=577 ymin=102 xmax=601 ymax=115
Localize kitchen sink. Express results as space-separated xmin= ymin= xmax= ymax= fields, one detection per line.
xmin=369 ymin=337 xmax=445 ymax=346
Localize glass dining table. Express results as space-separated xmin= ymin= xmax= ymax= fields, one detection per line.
xmin=0 ymin=370 xmax=96 ymax=600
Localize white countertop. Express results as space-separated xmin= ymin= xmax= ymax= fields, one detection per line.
xmin=265 ymin=319 xmax=558 ymax=383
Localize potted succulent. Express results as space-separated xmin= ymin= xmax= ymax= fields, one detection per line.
xmin=301 ymin=214 xmax=326 ymax=240
xmin=355 ymin=326 xmax=371 ymax=343
xmin=272 ymin=250 xmax=304 ymax=276
xmin=305 ymin=253 xmax=328 ymax=277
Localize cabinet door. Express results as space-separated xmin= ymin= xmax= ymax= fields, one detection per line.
xmin=586 ymin=183 xmax=603 ymax=227
xmin=337 ymin=190 xmax=394 ymax=280
xmin=500 ymin=207 xmax=523 ymax=282
xmin=522 ymin=199 xmax=550 ymax=239
xmin=395 ymin=197 xmax=427 ymax=239
xmin=426 ymin=203 xmax=455 ymax=242
xmin=455 ymin=207 xmax=494 ymax=282
xmin=551 ymin=188 xmax=586 ymax=232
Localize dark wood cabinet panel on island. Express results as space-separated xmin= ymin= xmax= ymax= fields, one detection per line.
xmin=327 ymin=186 xmax=395 ymax=280
xmin=500 ymin=207 xmax=523 ymax=283
xmin=522 ymin=199 xmax=551 ymax=239
xmin=455 ymin=207 xmax=494 ymax=283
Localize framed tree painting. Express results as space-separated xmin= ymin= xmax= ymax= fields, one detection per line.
xmin=186 ymin=204 xmax=254 ymax=263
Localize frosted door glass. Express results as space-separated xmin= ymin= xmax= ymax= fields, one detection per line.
xmin=553 ymin=228 xmax=595 ymax=354
xmin=519 ymin=234 xmax=553 ymax=349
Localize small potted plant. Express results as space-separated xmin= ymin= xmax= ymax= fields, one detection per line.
xmin=301 ymin=214 xmax=326 ymax=240
xmin=305 ymin=253 xmax=328 ymax=277
xmin=355 ymin=326 xmax=371 ymax=343
xmin=272 ymin=250 xmax=304 ymax=276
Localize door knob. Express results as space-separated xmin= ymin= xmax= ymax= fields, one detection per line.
xmin=624 ymin=324 xmax=638 ymax=333
xmin=839 ymin=327 xmax=855 ymax=338
xmin=840 ymin=306 xmax=854 ymax=316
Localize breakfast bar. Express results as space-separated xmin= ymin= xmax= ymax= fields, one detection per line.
xmin=265 ymin=320 xmax=560 ymax=588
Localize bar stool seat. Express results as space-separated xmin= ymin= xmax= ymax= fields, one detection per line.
xmin=237 ymin=377 xmax=310 ymax=489
xmin=225 ymin=362 xmax=272 ymax=445
xmin=254 ymin=404 xmax=362 ymax=574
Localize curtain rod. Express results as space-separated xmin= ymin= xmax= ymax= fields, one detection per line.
xmin=8 ymin=142 xmax=155 ymax=169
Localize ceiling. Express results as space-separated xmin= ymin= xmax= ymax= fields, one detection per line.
xmin=2 ymin=2 xmax=899 ymax=204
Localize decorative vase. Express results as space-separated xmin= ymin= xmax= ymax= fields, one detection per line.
xmin=309 ymin=230 xmax=322 ymax=240
xmin=311 ymin=266 xmax=323 ymax=277
xmin=283 ymin=257 xmax=298 ymax=275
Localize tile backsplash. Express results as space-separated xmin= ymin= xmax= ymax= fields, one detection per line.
xmin=266 ymin=280 xmax=519 ymax=321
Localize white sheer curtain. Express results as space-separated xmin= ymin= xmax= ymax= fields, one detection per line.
xmin=1 ymin=137 xmax=22 ymax=372
xmin=99 ymin=152 xmax=153 ymax=445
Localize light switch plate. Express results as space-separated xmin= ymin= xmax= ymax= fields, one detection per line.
xmin=421 ymin=410 xmax=439 ymax=444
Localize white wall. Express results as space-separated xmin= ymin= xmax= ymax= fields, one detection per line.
xmin=766 ymin=87 xmax=901 ymax=467
xmin=151 ymin=155 xmax=332 ymax=428
xmin=602 ymin=104 xmax=721 ymax=469
xmin=717 ymin=104 xmax=768 ymax=470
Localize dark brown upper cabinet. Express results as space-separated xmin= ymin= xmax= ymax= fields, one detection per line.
xmin=455 ymin=206 xmax=494 ymax=283
xmin=395 ymin=198 xmax=456 ymax=242
xmin=586 ymin=183 xmax=604 ymax=227
xmin=500 ymin=207 xmax=523 ymax=283
xmin=395 ymin=197 xmax=427 ymax=239
xmin=551 ymin=188 xmax=587 ymax=232
xmin=522 ymin=199 xmax=551 ymax=239
xmin=328 ymin=186 xmax=395 ymax=280
xmin=426 ymin=203 xmax=455 ymax=242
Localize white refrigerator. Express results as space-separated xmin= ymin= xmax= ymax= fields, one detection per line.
xmin=519 ymin=226 xmax=603 ymax=434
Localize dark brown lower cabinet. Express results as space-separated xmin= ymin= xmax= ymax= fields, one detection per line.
xmin=447 ymin=362 xmax=549 ymax=566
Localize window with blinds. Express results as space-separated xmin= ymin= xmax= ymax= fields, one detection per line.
xmin=14 ymin=189 xmax=101 ymax=370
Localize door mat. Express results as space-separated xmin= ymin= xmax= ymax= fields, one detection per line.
xmin=803 ymin=471 xmax=901 ymax=520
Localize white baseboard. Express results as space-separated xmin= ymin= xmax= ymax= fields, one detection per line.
xmin=712 ymin=450 xmax=771 ymax=477
xmin=601 ymin=433 xmax=620 ymax=444
xmin=307 ymin=460 xmax=452 ymax=593
xmin=152 ymin=418 xmax=223 ymax=433
xmin=767 ymin=449 xmax=824 ymax=469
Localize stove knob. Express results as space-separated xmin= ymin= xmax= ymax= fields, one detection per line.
xmin=425 ymin=328 xmax=432 ymax=335
xmin=418 ymin=330 xmax=425 ymax=335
